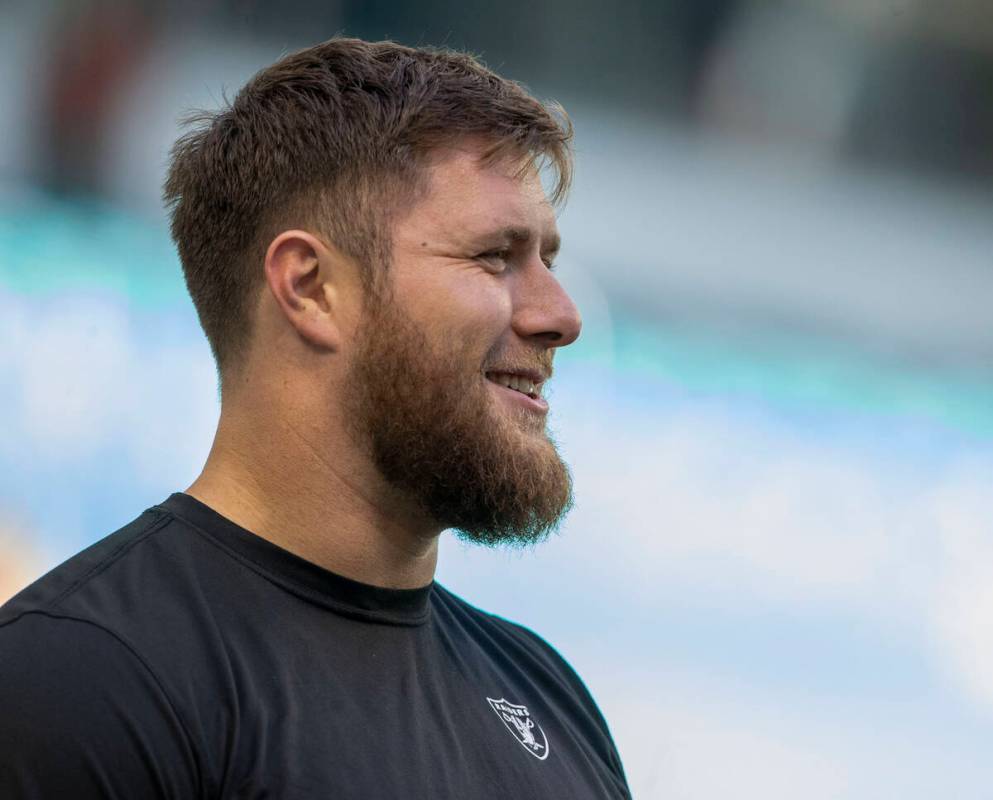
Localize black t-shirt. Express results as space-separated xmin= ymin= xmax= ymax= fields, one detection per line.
xmin=0 ymin=492 xmax=630 ymax=799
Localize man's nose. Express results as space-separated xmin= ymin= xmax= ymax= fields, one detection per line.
xmin=511 ymin=258 xmax=582 ymax=348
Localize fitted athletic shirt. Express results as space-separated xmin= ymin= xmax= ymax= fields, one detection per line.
xmin=0 ymin=492 xmax=630 ymax=799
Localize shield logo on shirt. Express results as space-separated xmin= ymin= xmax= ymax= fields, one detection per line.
xmin=486 ymin=697 xmax=550 ymax=760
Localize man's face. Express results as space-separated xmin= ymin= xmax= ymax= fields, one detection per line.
xmin=344 ymin=144 xmax=582 ymax=545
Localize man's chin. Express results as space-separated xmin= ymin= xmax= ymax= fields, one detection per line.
xmin=447 ymin=420 xmax=572 ymax=547
xmin=484 ymin=386 xmax=550 ymax=438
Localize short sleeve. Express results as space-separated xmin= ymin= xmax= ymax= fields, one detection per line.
xmin=0 ymin=612 xmax=201 ymax=799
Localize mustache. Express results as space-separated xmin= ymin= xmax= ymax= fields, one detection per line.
xmin=483 ymin=352 xmax=555 ymax=382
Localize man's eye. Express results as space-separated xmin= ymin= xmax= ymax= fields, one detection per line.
xmin=476 ymin=249 xmax=510 ymax=268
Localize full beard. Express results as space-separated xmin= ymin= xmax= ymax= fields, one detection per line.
xmin=344 ymin=296 xmax=573 ymax=547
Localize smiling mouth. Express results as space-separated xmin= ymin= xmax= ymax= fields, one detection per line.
xmin=485 ymin=371 xmax=541 ymax=400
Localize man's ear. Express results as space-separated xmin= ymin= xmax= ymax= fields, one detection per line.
xmin=263 ymin=230 xmax=352 ymax=352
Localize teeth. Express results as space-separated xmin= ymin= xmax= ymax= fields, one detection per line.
xmin=488 ymin=372 xmax=538 ymax=396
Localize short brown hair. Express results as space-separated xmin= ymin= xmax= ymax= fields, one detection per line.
xmin=163 ymin=37 xmax=573 ymax=382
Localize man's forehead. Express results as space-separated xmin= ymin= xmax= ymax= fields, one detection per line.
xmin=410 ymin=145 xmax=559 ymax=244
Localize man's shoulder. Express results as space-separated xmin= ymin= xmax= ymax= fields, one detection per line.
xmin=0 ymin=498 xmax=256 ymax=789
xmin=0 ymin=501 xmax=214 ymax=797
xmin=430 ymin=582 xmax=628 ymax=790
xmin=0 ymin=500 xmax=169 ymax=703
xmin=0 ymin=494 xmax=285 ymax=674
xmin=430 ymin=583 xmax=595 ymax=700
xmin=0 ymin=503 xmax=176 ymax=626
xmin=431 ymin=582 xmax=562 ymax=646
xmin=0 ymin=494 xmax=266 ymax=683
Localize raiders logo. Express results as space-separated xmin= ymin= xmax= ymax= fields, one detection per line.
xmin=486 ymin=697 xmax=550 ymax=761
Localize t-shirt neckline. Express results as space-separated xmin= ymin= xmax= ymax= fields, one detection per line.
xmin=156 ymin=492 xmax=434 ymax=626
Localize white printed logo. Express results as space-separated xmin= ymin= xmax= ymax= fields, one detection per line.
xmin=486 ymin=697 xmax=550 ymax=760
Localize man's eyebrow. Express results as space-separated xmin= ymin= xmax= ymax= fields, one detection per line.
xmin=470 ymin=226 xmax=561 ymax=255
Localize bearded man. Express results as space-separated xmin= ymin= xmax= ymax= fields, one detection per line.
xmin=0 ymin=38 xmax=631 ymax=799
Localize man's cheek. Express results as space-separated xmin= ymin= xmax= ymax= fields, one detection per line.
xmin=460 ymin=290 xmax=512 ymax=337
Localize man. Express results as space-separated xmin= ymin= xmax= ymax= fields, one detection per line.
xmin=0 ymin=38 xmax=630 ymax=798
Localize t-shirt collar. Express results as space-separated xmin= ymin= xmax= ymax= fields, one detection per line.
xmin=157 ymin=492 xmax=434 ymax=626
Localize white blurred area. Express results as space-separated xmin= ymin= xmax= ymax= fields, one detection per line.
xmin=2 ymin=1 xmax=993 ymax=797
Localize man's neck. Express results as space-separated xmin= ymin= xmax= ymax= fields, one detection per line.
xmin=184 ymin=405 xmax=440 ymax=590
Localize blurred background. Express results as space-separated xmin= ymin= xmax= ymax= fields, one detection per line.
xmin=2 ymin=1 xmax=992 ymax=796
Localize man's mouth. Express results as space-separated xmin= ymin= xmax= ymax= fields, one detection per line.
xmin=485 ymin=371 xmax=542 ymax=400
